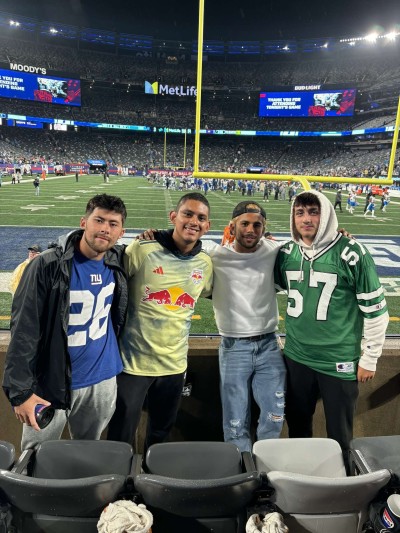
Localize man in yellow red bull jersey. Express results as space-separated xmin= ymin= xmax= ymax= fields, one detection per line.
xmin=107 ymin=192 xmax=213 ymax=453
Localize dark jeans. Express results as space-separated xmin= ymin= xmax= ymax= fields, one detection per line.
xmin=284 ymin=355 xmax=359 ymax=471
xmin=107 ymin=371 xmax=186 ymax=455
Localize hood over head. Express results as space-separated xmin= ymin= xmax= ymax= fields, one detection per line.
xmin=290 ymin=190 xmax=338 ymax=251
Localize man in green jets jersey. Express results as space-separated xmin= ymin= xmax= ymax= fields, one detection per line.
xmin=275 ymin=190 xmax=389 ymax=469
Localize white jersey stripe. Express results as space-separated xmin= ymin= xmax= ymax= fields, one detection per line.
xmin=357 ymin=287 xmax=384 ymax=300
xmin=358 ymin=298 xmax=387 ymax=313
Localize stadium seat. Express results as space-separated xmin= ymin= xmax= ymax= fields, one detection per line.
xmin=350 ymin=436 xmax=400 ymax=531
xmin=252 ymin=438 xmax=391 ymax=533
xmin=134 ymin=441 xmax=261 ymax=533
xmin=0 ymin=441 xmax=15 ymax=533
xmin=0 ymin=440 xmax=134 ymax=533
xmin=0 ymin=441 xmax=15 ymax=471
xmin=350 ymin=435 xmax=400 ymax=487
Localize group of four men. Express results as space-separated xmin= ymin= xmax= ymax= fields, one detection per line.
xmin=3 ymin=188 xmax=388 ymax=467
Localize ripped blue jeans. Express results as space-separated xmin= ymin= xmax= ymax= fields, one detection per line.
xmin=219 ymin=333 xmax=286 ymax=452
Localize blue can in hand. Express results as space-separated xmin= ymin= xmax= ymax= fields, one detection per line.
xmin=34 ymin=404 xmax=55 ymax=429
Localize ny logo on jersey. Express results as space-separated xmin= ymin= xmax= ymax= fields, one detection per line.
xmin=90 ymin=274 xmax=102 ymax=285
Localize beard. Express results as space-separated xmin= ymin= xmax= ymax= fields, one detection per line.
xmin=83 ymin=232 xmax=113 ymax=254
xmin=235 ymin=234 xmax=259 ymax=250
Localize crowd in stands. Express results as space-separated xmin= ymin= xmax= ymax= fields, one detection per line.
xmin=2 ymin=36 xmax=400 ymax=91
xmin=0 ymin=36 xmax=399 ymax=132
xmin=1 ymin=127 xmax=398 ymax=182
xmin=0 ymin=33 xmax=399 ymax=180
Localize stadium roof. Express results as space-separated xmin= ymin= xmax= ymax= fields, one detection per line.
xmin=1 ymin=0 xmax=400 ymax=42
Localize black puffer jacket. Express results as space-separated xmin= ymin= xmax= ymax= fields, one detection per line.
xmin=3 ymin=230 xmax=128 ymax=409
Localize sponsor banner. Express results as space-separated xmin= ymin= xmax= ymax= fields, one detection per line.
xmin=144 ymin=80 xmax=197 ymax=97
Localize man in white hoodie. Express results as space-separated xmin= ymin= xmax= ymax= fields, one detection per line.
xmin=274 ymin=190 xmax=389 ymax=468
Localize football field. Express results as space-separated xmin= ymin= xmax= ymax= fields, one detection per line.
xmin=0 ymin=173 xmax=399 ymax=333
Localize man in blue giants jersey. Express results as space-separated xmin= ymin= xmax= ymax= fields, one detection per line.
xmin=275 ymin=190 xmax=389 ymax=469
xmin=3 ymin=194 xmax=128 ymax=450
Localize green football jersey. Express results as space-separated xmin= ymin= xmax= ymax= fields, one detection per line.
xmin=274 ymin=234 xmax=387 ymax=380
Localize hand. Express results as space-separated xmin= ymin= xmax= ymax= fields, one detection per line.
xmin=14 ymin=394 xmax=51 ymax=431
xmin=357 ymin=365 xmax=375 ymax=383
xmin=338 ymin=228 xmax=353 ymax=238
xmin=136 ymin=229 xmax=157 ymax=241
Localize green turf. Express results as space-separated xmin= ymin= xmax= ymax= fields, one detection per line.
xmin=0 ymin=174 xmax=399 ymax=234
xmin=0 ymin=174 xmax=399 ymax=333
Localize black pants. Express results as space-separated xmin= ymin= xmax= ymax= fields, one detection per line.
xmin=284 ymin=355 xmax=358 ymax=470
xmin=107 ymin=371 xmax=185 ymax=455
xmin=334 ymin=201 xmax=342 ymax=212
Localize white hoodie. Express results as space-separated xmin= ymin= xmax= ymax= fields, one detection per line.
xmin=288 ymin=190 xmax=389 ymax=372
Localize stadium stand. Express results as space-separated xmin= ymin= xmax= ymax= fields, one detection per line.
xmin=0 ymin=13 xmax=399 ymax=178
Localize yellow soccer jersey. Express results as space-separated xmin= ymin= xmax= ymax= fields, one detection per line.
xmin=119 ymin=239 xmax=213 ymax=376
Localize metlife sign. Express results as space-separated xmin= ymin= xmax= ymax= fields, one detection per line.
xmin=145 ymin=80 xmax=197 ymax=97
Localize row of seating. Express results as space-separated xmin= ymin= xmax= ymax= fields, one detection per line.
xmin=0 ymin=436 xmax=398 ymax=533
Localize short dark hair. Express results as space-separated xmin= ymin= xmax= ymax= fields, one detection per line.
xmin=85 ymin=194 xmax=127 ymax=224
xmin=175 ymin=192 xmax=210 ymax=213
xmin=293 ymin=192 xmax=321 ymax=209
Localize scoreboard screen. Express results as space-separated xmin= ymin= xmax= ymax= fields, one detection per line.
xmin=259 ymin=88 xmax=356 ymax=117
xmin=0 ymin=69 xmax=81 ymax=107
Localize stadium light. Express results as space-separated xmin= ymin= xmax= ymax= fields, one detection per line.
xmin=385 ymin=32 xmax=397 ymax=41
xmin=365 ymin=32 xmax=378 ymax=42
xmin=340 ymin=30 xmax=400 ymax=45
xmin=9 ymin=20 xmax=20 ymax=26
xmin=49 ymin=28 xmax=58 ymax=34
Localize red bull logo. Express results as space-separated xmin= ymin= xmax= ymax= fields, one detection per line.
xmin=142 ymin=286 xmax=172 ymax=304
xmin=175 ymin=292 xmax=196 ymax=309
xmin=190 ymin=269 xmax=203 ymax=284
xmin=142 ymin=286 xmax=196 ymax=310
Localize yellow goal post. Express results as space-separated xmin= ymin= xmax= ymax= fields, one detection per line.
xmin=192 ymin=0 xmax=398 ymax=192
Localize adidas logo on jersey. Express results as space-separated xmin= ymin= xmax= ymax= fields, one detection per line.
xmin=153 ymin=266 xmax=164 ymax=275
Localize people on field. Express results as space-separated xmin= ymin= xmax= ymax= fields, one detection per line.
xmin=364 ymin=194 xmax=376 ymax=218
xmin=33 ymin=175 xmax=40 ymax=196
xmin=334 ymin=188 xmax=343 ymax=212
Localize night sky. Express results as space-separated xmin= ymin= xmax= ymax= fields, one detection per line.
xmin=1 ymin=0 xmax=400 ymax=41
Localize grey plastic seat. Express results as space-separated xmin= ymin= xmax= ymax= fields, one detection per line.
xmin=252 ymin=438 xmax=391 ymax=533
xmin=350 ymin=435 xmax=400 ymax=477
xmin=350 ymin=435 xmax=400 ymax=486
xmin=0 ymin=440 xmax=134 ymax=533
xmin=0 ymin=441 xmax=15 ymax=532
xmin=134 ymin=441 xmax=261 ymax=533
xmin=0 ymin=441 xmax=15 ymax=471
